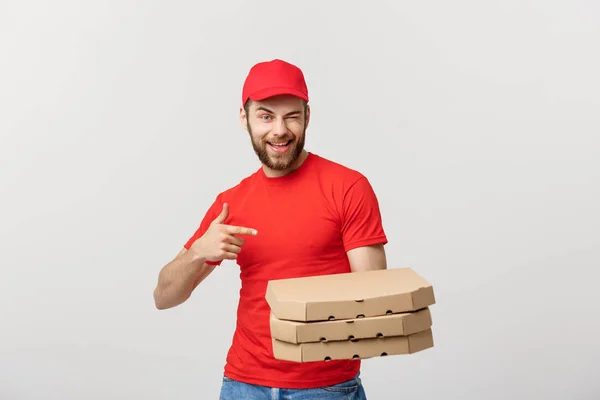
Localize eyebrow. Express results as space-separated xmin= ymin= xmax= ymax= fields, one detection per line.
xmin=255 ymin=106 xmax=302 ymax=116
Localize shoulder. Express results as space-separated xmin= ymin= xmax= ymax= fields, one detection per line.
xmin=212 ymin=168 xmax=262 ymax=203
xmin=309 ymin=153 xmax=368 ymax=188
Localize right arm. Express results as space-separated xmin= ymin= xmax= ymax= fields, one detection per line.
xmin=152 ymin=202 xmax=257 ymax=310
xmin=153 ymin=248 xmax=216 ymax=310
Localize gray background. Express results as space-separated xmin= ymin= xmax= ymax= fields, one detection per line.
xmin=1 ymin=1 xmax=599 ymax=399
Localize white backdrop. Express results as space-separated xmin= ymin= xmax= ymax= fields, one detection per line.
xmin=1 ymin=1 xmax=599 ymax=399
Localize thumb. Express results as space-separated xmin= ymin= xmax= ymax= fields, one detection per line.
xmin=213 ymin=202 xmax=229 ymax=224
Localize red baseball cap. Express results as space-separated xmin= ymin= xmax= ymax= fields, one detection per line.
xmin=241 ymin=59 xmax=309 ymax=105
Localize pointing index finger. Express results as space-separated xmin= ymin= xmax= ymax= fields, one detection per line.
xmin=223 ymin=225 xmax=258 ymax=236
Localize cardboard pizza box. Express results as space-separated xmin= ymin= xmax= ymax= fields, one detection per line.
xmin=265 ymin=267 xmax=436 ymax=322
xmin=272 ymin=328 xmax=434 ymax=363
xmin=270 ymin=307 xmax=433 ymax=344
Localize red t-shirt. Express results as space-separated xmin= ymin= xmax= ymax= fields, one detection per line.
xmin=183 ymin=152 xmax=388 ymax=389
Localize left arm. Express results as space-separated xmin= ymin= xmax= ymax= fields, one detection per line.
xmin=340 ymin=175 xmax=389 ymax=272
xmin=347 ymin=243 xmax=387 ymax=272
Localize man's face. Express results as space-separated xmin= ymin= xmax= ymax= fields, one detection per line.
xmin=240 ymin=94 xmax=310 ymax=174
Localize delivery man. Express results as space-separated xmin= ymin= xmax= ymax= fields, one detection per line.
xmin=153 ymin=58 xmax=388 ymax=399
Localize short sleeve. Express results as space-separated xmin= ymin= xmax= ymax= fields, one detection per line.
xmin=341 ymin=176 xmax=388 ymax=252
xmin=183 ymin=194 xmax=224 ymax=266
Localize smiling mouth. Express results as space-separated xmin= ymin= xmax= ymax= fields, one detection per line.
xmin=267 ymin=139 xmax=293 ymax=154
xmin=267 ymin=140 xmax=292 ymax=147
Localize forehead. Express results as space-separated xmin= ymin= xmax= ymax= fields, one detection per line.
xmin=250 ymin=94 xmax=305 ymax=113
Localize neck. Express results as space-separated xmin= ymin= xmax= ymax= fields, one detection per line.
xmin=262 ymin=150 xmax=309 ymax=178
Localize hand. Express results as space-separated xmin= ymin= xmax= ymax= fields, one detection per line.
xmin=190 ymin=203 xmax=257 ymax=262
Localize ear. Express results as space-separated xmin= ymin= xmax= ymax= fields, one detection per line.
xmin=239 ymin=106 xmax=248 ymax=131
xmin=305 ymin=104 xmax=311 ymax=129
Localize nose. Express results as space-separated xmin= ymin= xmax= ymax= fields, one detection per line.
xmin=272 ymin=117 xmax=287 ymax=136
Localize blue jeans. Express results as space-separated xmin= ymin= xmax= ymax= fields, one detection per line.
xmin=219 ymin=373 xmax=367 ymax=399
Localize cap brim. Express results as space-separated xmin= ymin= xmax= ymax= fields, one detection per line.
xmin=248 ymin=87 xmax=308 ymax=102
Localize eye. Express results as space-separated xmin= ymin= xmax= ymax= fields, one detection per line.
xmin=260 ymin=115 xmax=272 ymax=121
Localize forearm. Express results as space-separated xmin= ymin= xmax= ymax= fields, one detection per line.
xmin=153 ymin=250 xmax=207 ymax=309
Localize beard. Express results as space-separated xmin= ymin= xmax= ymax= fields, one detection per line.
xmin=248 ymin=123 xmax=306 ymax=171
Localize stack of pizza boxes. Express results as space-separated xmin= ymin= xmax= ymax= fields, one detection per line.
xmin=265 ymin=268 xmax=436 ymax=363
